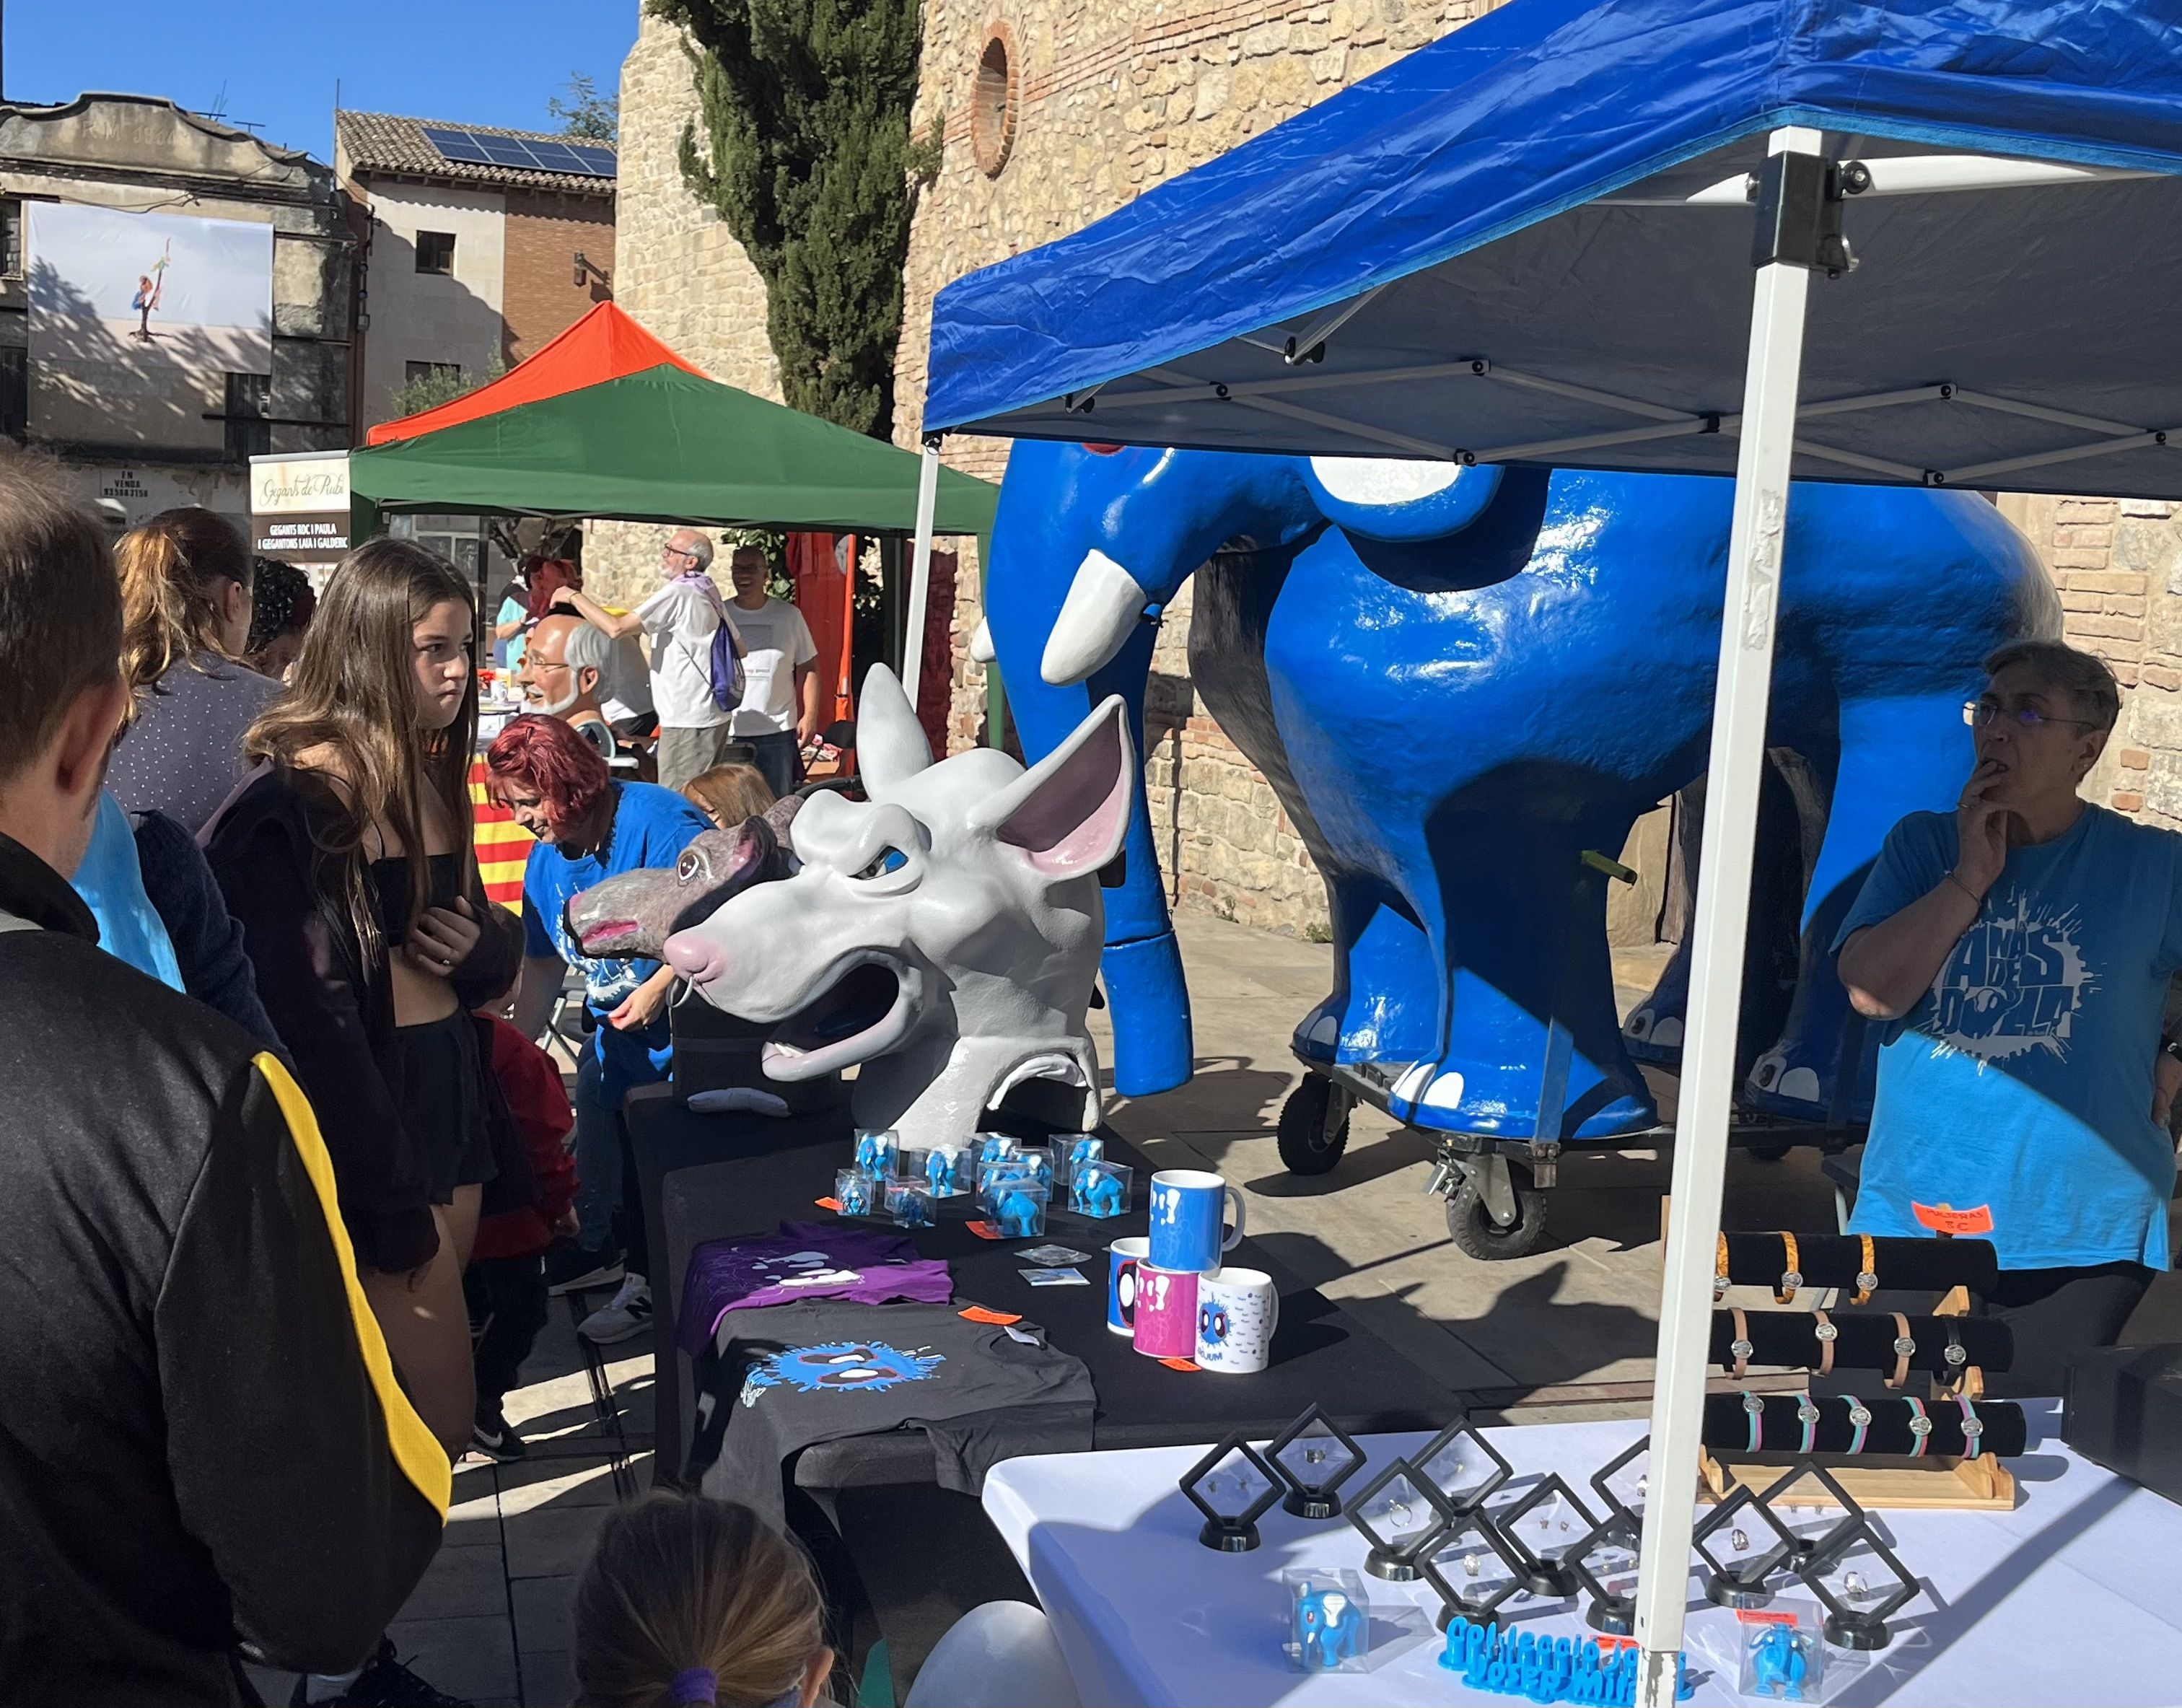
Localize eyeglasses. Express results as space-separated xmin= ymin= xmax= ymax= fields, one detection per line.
xmin=1962 ymin=699 xmax=2100 ymax=731
xmin=663 ymin=545 xmax=700 ymax=561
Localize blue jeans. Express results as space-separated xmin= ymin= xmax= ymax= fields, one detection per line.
xmin=572 ymin=1051 xmax=621 ymax=1256
xmin=748 ymin=730 xmax=802 ymax=800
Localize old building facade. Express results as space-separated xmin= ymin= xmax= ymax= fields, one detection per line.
xmin=0 ymin=93 xmax=350 ymax=536
xmin=611 ymin=1 xmax=2169 ymax=945
xmin=336 ymin=110 xmax=616 ymax=434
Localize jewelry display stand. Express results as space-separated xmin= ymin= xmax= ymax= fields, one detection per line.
xmin=1669 ymin=1214 xmax=2023 ymax=1512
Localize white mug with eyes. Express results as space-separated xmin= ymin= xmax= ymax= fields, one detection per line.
xmin=1193 ymin=1266 xmax=1279 ymax=1374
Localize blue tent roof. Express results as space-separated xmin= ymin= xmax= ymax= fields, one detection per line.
xmin=924 ymin=0 xmax=2182 ymax=498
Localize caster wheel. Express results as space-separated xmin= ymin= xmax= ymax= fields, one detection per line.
xmin=1743 ymin=1140 xmax=1794 ymax=1162
xmin=1277 ymin=1075 xmax=1350 ymax=1175
xmin=1445 ymin=1160 xmax=1547 ymax=1260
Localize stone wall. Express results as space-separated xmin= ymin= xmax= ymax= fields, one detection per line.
xmin=886 ymin=0 xmax=1501 ymax=934
xmin=592 ymin=9 xmax=784 ymax=605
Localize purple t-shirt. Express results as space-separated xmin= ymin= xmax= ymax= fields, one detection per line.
xmin=677 ymin=1221 xmax=953 ymax=1354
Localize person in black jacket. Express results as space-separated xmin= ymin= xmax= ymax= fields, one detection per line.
xmin=0 ymin=452 xmax=448 ymax=1704
xmin=206 ymin=540 xmax=526 ymax=1470
xmin=129 ymin=805 xmax=285 ymax=1054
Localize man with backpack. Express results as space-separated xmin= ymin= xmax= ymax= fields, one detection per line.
xmin=557 ymin=530 xmax=742 ymax=793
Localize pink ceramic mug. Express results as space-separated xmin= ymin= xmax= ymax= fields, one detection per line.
xmin=1131 ymin=1263 xmax=1201 ymax=1359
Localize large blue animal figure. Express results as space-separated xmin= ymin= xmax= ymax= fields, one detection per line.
xmin=986 ymin=442 xmax=2058 ymax=1138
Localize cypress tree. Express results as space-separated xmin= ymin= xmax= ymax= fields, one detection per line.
xmin=652 ymin=0 xmax=936 ymax=438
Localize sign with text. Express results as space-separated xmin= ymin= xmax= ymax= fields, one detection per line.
xmin=250 ymin=451 xmax=352 ymax=565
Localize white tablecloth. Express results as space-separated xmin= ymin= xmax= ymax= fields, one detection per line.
xmin=981 ymin=1403 xmax=2182 ymax=1707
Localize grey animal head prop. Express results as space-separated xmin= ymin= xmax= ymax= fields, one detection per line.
xmin=661 ymin=664 xmax=1133 ymax=1155
xmin=567 ymin=793 xmax=802 ymax=960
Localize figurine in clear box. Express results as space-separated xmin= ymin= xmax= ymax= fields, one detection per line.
xmin=855 ymin=1129 xmax=898 ymax=1178
xmin=1293 ymin=1581 xmax=1367 ymax=1670
xmin=1064 ymin=1134 xmax=1103 ymax=1181
xmin=1072 ymin=1161 xmax=1126 ymax=1217
xmin=995 ymin=1186 xmax=1045 ymax=1238
xmin=925 ymin=1147 xmax=967 ymax=1196
xmin=1750 ymin=1625 xmax=1810 ymax=1702
xmin=837 ymin=1173 xmax=875 ymax=1217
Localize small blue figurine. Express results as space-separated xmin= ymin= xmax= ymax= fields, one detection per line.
xmin=838 ymin=1175 xmax=874 ymax=1217
xmin=926 ymin=1147 xmax=964 ymax=1195
xmin=1065 ymin=1134 xmax=1103 ymax=1179
xmin=995 ymin=1187 xmax=1043 ymax=1238
xmin=980 ymin=1160 xmax=1030 ymax=1217
xmin=886 ymin=1186 xmax=933 ymax=1229
xmin=1293 ymin=1582 xmax=1366 ymax=1670
xmin=1072 ymin=1164 xmax=1125 ymax=1217
xmin=1750 ymin=1626 xmax=1808 ymax=1702
xmin=855 ymin=1129 xmax=898 ymax=1178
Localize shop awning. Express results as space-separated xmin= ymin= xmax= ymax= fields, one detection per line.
xmin=364 ymin=302 xmax=701 ymax=447
xmin=924 ymin=0 xmax=2182 ymax=501
xmin=352 ymin=320 xmax=996 ymax=537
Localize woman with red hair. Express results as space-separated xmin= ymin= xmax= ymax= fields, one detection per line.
xmin=487 ymin=713 xmax=710 ymax=1344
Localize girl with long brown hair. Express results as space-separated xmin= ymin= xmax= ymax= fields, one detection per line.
xmin=105 ymin=506 xmax=281 ymax=832
xmin=205 ymin=537 xmax=525 ymax=1470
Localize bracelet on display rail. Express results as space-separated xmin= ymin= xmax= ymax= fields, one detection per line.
xmin=1812 ymin=1309 xmax=1836 ymax=1377
xmin=1774 ymin=1231 xmax=1802 ymax=1305
xmin=1887 ymin=1312 xmax=1916 ymax=1391
xmin=1742 ymin=1390 xmax=1765 ymax=1453
xmin=1729 ymin=1307 xmax=1753 ymax=1380
xmin=1958 ymin=1397 xmax=1984 ymax=1460
xmin=1844 ymin=1394 xmax=1872 ymax=1455
xmin=1854 ymin=1232 xmax=1879 ymax=1305
xmin=1795 ymin=1393 xmax=1820 ymax=1456
xmin=1715 ymin=1233 xmax=1731 ymax=1303
xmin=1904 ymin=1395 xmax=1933 ymax=1458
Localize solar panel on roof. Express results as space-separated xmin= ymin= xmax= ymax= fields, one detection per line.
xmin=417 ymin=123 xmax=615 ymax=176
xmin=526 ymin=141 xmax=586 ymax=171
xmin=420 ymin=125 xmax=492 ymax=164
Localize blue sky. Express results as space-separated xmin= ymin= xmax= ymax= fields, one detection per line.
xmin=9 ymin=1 xmax=641 ymax=163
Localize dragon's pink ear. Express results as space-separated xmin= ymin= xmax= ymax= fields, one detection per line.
xmin=970 ymin=697 xmax=1132 ymax=877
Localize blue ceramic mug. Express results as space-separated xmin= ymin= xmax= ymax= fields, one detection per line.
xmin=1147 ymin=1168 xmax=1245 ymax=1272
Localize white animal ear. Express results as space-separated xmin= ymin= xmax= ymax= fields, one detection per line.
xmin=970 ymin=696 xmax=1133 ymax=877
xmin=855 ymin=664 xmax=932 ymax=793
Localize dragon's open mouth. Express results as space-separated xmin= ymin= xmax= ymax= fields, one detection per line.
xmin=762 ymin=952 xmax=920 ymax=1080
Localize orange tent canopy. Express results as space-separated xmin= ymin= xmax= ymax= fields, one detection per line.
xmin=364 ymin=302 xmax=704 ymax=446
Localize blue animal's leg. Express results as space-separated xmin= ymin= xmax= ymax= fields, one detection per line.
xmin=1293 ymin=875 xmax=1441 ymax=1069
xmin=1398 ymin=815 xmax=1657 ymax=1139
xmin=1746 ymin=691 xmax=1974 ymax=1119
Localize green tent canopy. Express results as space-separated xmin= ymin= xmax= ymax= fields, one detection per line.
xmin=349 ymin=362 xmax=997 ymax=537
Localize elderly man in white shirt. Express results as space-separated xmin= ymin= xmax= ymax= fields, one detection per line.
xmin=724 ymin=544 xmax=821 ymax=797
xmin=557 ymin=529 xmax=738 ymax=794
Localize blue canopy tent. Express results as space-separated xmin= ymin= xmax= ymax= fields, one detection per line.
xmin=919 ymin=0 xmax=2182 ymax=1696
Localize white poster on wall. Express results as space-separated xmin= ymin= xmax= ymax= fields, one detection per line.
xmin=27 ymin=203 xmax=273 ymax=374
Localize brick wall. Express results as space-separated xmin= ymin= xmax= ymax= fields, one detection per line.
xmin=501 ymin=188 xmax=614 ymax=362
xmin=1997 ymin=492 xmax=2182 ymax=825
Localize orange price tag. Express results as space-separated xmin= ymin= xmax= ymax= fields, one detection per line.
xmin=966 ymin=1220 xmax=1003 ymax=1240
xmin=814 ymin=1196 xmax=843 ymax=1212
xmin=1735 ymin=1607 xmax=1800 ymax=1626
xmin=1911 ymin=1201 xmax=1994 ymax=1235
xmin=1159 ymin=1357 xmax=1201 ymax=1372
xmin=960 ymin=1305 xmax=1022 ymax=1325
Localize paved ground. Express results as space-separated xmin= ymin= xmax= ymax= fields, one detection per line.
xmin=256 ymin=910 xmax=2181 ymax=1704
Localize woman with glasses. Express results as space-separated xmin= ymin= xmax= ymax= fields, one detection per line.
xmin=1835 ymin=639 xmax=2176 ymax=1393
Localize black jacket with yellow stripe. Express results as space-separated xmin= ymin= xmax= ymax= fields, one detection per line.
xmin=0 ymin=831 xmax=448 ymax=1706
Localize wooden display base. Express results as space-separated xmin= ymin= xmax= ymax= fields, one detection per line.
xmin=1698 ymin=1445 xmax=2016 ymax=1512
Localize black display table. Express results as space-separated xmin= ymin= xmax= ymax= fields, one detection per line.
xmin=623 ymin=1086 xmax=1464 ymax=1694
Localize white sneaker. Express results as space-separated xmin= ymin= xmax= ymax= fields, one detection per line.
xmin=579 ymin=1274 xmax=652 ymax=1345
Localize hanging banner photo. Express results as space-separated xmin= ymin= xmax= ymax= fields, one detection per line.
xmin=27 ymin=203 xmax=274 ymax=375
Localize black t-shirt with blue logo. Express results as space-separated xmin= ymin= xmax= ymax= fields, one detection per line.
xmin=692 ymin=1300 xmax=1095 ymax=1522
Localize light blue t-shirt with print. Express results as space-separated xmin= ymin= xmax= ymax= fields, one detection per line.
xmin=1833 ymin=805 xmax=2182 ymax=1271
xmin=521 ymin=780 xmax=711 ymax=1106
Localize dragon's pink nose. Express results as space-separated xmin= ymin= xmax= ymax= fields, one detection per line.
xmin=663 ymin=929 xmax=727 ymax=986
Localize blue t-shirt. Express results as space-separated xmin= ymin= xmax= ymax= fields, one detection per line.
xmin=1833 ymin=805 xmax=2182 ymax=1270
xmin=522 ymin=781 xmax=711 ymax=1105
xmin=72 ymin=790 xmax=185 ymax=994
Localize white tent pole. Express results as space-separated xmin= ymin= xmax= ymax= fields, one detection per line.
xmin=901 ymin=435 xmax=942 ymax=711
xmin=1631 ymin=123 xmax=1818 ymax=1708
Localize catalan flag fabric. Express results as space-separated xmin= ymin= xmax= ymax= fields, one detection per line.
xmin=470 ymin=757 xmax=532 ymax=911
